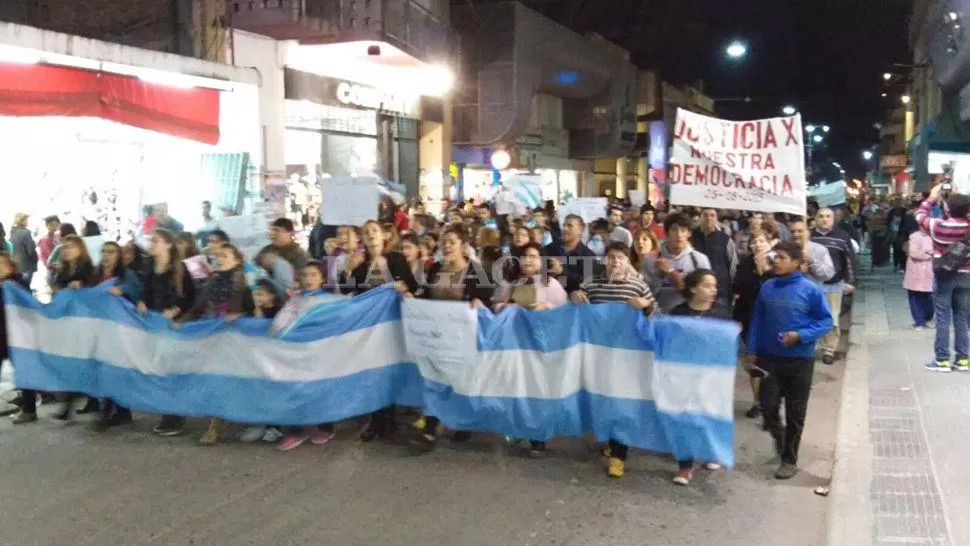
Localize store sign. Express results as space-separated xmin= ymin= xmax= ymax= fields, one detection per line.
xmin=336 ymin=81 xmax=417 ymax=118
xmin=880 ymin=154 xmax=907 ymax=169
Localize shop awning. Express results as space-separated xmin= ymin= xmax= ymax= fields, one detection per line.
xmin=0 ymin=62 xmax=220 ymax=145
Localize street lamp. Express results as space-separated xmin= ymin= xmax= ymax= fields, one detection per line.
xmin=883 ymin=72 xmax=893 ymax=81
xmin=782 ymin=105 xmax=797 ymax=115
xmin=822 ymin=125 xmax=830 ymax=133
xmin=881 ymin=92 xmax=888 ymax=97
xmin=863 ymin=150 xmax=874 ymax=161
xmin=812 ymin=134 xmax=824 ymax=144
xmin=805 ymin=124 xmax=817 ymax=133
xmin=901 ymin=95 xmax=912 ymax=104
xmin=726 ymin=41 xmax=747 ymax=60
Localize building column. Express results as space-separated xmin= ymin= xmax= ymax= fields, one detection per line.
xmin=636 ymin=156 xmax=648 ymax=193
xmin=615 ymin=158 xmax=627 ymax=199
xmin=419 ymin=98 xmax=452 ymax=201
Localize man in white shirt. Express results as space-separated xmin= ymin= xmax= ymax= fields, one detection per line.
xmin=607 ymin=205 xmax=633 ymax=248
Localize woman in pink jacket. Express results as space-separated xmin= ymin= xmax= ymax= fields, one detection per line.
xmin=903 ymin=230 xmax=935 ymax=330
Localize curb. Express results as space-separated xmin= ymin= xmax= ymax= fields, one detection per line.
xmin=826 ymin=291 xmax=874 ymax=546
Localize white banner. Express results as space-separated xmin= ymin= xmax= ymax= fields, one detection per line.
xmin=668 ymin=109 xmax=807 ymax=215
xmin=320 ymin=176 xmax=381 ymax=227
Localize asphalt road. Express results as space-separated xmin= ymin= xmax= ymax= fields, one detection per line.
xmin=0 ymin=356 xmax=844 ymax=546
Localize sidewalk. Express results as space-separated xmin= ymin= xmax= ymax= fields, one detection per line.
xmin=829 ymin=269 xmax=959 ymax=546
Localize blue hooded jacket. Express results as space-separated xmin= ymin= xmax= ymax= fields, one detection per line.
xmin=748 ymin=272 xmax=834 ymax=360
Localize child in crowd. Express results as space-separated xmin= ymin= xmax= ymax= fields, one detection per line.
xmin=237 ymin=279 xmax=287 ymax=444
xmin=272 ymin=261 xmax=336 ymax=451
xmin=903 ymin=228 xmax=935 ymax=330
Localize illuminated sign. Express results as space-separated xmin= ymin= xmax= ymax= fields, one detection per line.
xmin=336 ymin=81 xmax=416 ymax=117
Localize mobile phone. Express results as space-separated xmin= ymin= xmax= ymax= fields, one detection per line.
xmin=942 ymin=182 xmax=953 ymax=191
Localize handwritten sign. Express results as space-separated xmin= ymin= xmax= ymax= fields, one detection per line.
xmin=628 ymin=190 xmax=646 ymax=207
xmin=320 ymin=176 xmax=380 ymax=227
xmin=668 ymin=109 xmax=807 ymax=215
xmin=557 ymin=197 xmax=608 ymax=227
xmin=402 ymin=299 xmax=478 ymax=385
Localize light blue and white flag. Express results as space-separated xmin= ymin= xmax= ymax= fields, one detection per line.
xmin=4 ymin=282 xmax=739 ymax=467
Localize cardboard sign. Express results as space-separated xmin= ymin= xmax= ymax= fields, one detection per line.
xmin=320 ymin=176 xmax=381 ymax=226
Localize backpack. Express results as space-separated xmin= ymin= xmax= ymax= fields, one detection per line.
xmin=933 ymin=233 xmax=970 ymax=278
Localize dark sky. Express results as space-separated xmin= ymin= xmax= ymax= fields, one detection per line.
xmin=476 ymin=0 xmax=913 ymax=178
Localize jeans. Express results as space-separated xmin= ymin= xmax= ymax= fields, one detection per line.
xmin=933 ymin=273 xmax=970 ymax=362
xmin=759 ymin=356 xmax=814 ymax=466
xmin=908 ymin=290 xmax=935 ymax=327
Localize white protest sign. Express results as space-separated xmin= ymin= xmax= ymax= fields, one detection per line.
xmin=809 ymin=181 xmax=847 ymax=208
xmin=402 ymin=299 xmax=478 ymax=385
xmin=558 ymin=197 xmax=608 ymax=227
xmin=628 ymin=190 xmax=646 ymax=207
xmin=505 ymin=174 xmax=544 ymax=211
xmin=320 ymin=176 xmax=381 ymax=226
xmin=668 ymin=109 xmax=807 ymax=215
xmin=219 ymin=214 xmax=268 ymax=261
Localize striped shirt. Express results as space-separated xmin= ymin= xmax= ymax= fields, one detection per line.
xmin=915 ymin=199 xmax=970 ymax=272
xmin=580 ymin=272 xmax=653 ymax=304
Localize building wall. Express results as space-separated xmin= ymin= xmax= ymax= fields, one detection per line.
xmin=231 ymin=30 xmax=286 ymax=174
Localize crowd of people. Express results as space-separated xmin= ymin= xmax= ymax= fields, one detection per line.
xmin=0 ymin=194 xmax=860 ymax=485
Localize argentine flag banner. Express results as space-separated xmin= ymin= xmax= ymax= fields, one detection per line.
xmin=4 ymin=282 xmax=739 ymax=467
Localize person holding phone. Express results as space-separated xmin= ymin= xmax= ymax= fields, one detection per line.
xmin=746 ymin=242 xmax=834 ymax=480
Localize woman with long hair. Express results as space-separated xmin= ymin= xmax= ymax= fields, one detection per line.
xmin=50 ymin=234 xmax=98 ymax=420
xmin=136 ymin=228 xmax=197 ymax=436
xmin=339 ymin=220 xmax=418 ymax=441
xmin=668 ymin=268 xmax=728 ymax=485
xmin=732 ymin=229 xmax=777 ymax=420
xmin=412 ymin=226 xmax=492 ymax=449
xmin=400 ymin=233 xmax=425 ymax=282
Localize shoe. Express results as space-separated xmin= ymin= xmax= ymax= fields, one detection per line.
xmin=11 ymin=411 xmax=37 ymax=425
xmin=745 ymin=405 xmax=762 ymax=419
xmin=262 ymin=427 xmax=283 ymax=443
xmin=925 ymin=360 xmax=953 ymax=373
xmin=673 ymin=468 xmax=693 ymax=485
xmin=956 ymin=358 xmax=970 ymax=372
xmin=9 ymin=394 xmax=24 ymax=408
xmin=822 ymin=354 xmax=835 ymax=366
xmin=600 ymin=447 xmax=613 ymax=459
xmin=310 ymin=430 xmax=335 ymax=445
xmin=607 ymin=457 xmax=625 ymax=479
xmin=279 ymin=435 xmax=308 ymax=451
xmin=238 ymin=426 xmax=267 ymax=444
xmin=528 ymin=443 xmax=546 ymax=459
xmin=76 ymin=397 xmax=100 ymax=415
xmin=199 ymin=419 xmax=222 ymax=446
xmin=451 ymin=430 xmax=473 ymax=443
xmin=926 ymin=320 xmax=936 ymax=328
xmin=413 ymin=416 xmax=427 ymax=430
xmin=704 ymin=462 xmax=722 ymax=471
xmin=51 ymin=403 xmax=72 ymax=422
xmin=92 ymin=410 xmax=132 ymax=432
xmin=774 ymin=463 xmax=799 ymax=480
xmin=153 ymin=420 xmax=184 ymax=437
xmin=770 ymin=431 xmax=784 ymax=458
xmin=411 ymin=432 xmax=438 ymax=451
xmin=359 ymin=422 xmax=387 ymax=443
xmin=913 ymin=325 xmax=925 ymax=332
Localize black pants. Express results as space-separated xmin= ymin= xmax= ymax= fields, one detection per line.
xmin=20 ymin=389 xmax=37 ymax=413
xmin=758 ymin=356 xmax=814 ymax=466
xmin=893 ymin=241 xmax=906 ymax=271
xmin=367 ymin=406 xmax=395 ymax=432
xmin=608 ymin=439 xmax=628 ymax=460
xmin=101 ymin=399 xmax=131 ymax=420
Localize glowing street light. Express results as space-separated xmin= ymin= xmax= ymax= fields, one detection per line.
xmin=822 ymin=125 xmax=830 ymax=133
xmin=812 ymin=134 xmax=824 ymax=144
xmin=901 ymin=95 xmax=912 ymax=105
xmin=782 ymin=105 xmax=797 ymax=115
xmin=881 ymin=92 xmax=888 ymax=97
xmin=805 ymin=124 xmax=817 ymax=133
xmin=883 ymin=72 xmax=893 ymax=81
xmin=863 ymin=150 xmax=874 ymax=161
xmin=726 ymin=41 xmax=748 ymax=60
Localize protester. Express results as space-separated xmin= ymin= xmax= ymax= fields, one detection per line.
xmin=903 ymin=228 xmax=935 ymax=330
xmin=668 ymin=269 xmax=729 ymax=485
xmin=915 ymin=185 xmax=970 ymax=372
xmin=1 ymin=253 xmax=34 ymax=425
xmin=735 ymin=212 xmax=765 ymax=260
xmin=655 ymin=213 xmax=712 ymax=312
xmin=137 ymin=228 xmax=197 ymax=436
xmin=691 ymin=208 xmax=738 ymax=307
xmin=789 ymin=219 xmax=835 ymax=284
xmin=544 ymin=214 xmax=597 ymax=294
xmin=639 ymin=204 xmax=666 ymax=240
xmin=257 ymin=218 xmax=309 ymax=273
xmin=811 ymin=208 xmax=858 ymax=365
xmin=747 ymin=241 xmax=834 ymax=480
xmin=607 ymin=205 xmax=634 ymax=248
xmin=732 ymin=230 xmax=777 ymax=420
xmin=38 ymin=215 xmax=60 ymax=266
xmin=570 ymin=242 xmax=655 ymax=478
xmin=9 ymin=213 xmax=37 ymax=286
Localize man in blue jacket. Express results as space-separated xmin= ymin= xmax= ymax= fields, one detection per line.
xmin=747 ymin=241 xmax=834 ymax=480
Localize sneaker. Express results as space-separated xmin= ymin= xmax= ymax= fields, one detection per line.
xmin=926 ymin=320 xmax=936 ymax=328
xmin=262 ymin=427 xmax=283 ymax=443
xmin=745 ymin=405 xmax=762 ymax=419
xmin=310 ymin=430 xmax=335 ymax=445
xmin=925 ymin=360 xmax=953 ymax=373
xmin=774 ymin=463 xmax=799 ymax=480
xmin=607 ymin=457 xmax=625 ymax=479
xmin=92 ymin=410 xmax=132 ymax=432
xmin=528 ymin=443 xmax=546 ymax=459
xmin=199 ymin=428 xmax=220 ymax=446
xmin=914 ymin=325 xmax=925 ymax=332
xmin=51 ymin=403 xmax=72 ymax=422
xmin=413 ymin=416 xmax=427 ymax=430
xmin=238 ymin=426 xmax=268 ymax=443
xmin=11 ymin=411 xmax=37 ymax=425
xmin=451 ymin=430 xmax=473 ymax=443
xmin=704 ymin=462 xmax=722 ymax=471
xmin=278 ymin=435 xmax=308 ymax=451
xmin=821 ymin=354 xmax=835 ymax=366
xmin=956 ymin=359 xmax=970 ymax=372
xmin=673 ymin=468 xmax=693 ymax=485
xmin=76 ymin=397 xmax=100 ymax=415
xmin=410 ymin=432 xmax=438 ymax=451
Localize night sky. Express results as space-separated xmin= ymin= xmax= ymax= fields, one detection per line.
xmin=470 ymin=0 xmax=913 ymax=179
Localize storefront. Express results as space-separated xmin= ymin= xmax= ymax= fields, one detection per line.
xmin=452 ymin=144 xmax=584 ymax=205
xmin=0 ymin=24 xmax=261 ymax=238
